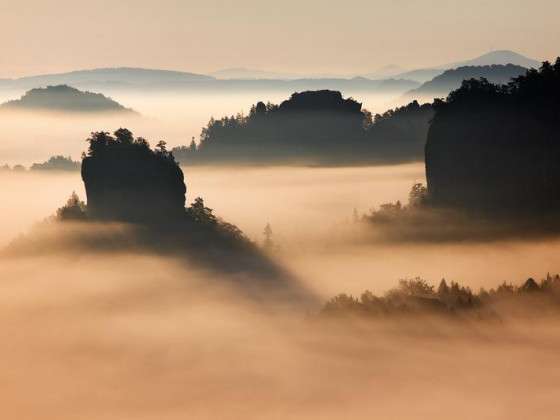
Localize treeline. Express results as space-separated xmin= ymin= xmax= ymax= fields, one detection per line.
xmin=172 ymin=90 xmax=433 ymax=165
xmin=0 ymin=155 xmax=80 ymax=172
xmin=322 ymin=274 xmax=560 ymax=320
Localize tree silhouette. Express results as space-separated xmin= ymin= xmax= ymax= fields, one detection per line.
xmin=172 ymin=90 xmax=433 ymax=165
xmin=437 ymin=279 xmax=449 ymax=296
xmin=56 ymin=192 xmax=86 ymax=221
xmin=321 ymin=272 xmax=560 ymax=319
xmin=263 ymin=223 xmax=273 ymax=250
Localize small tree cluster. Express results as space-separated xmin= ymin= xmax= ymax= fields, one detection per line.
xmin=322 ymin=274 xmax=560 ymax=319
xmin=56 ymin=192 xmax=87 ymax=221
xmin=86 ymin=128 xmax=175 ymax=162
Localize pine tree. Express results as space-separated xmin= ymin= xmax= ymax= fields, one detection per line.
xmin=263 ymin=223 xmax=273 ymax=250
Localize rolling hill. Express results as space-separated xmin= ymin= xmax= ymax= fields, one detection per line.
xmin=1 ymin=85 xmax=137 ymax=114
xmin=0 ymin=67 xmax=214 ymax=91
xmin=0 ymin=67 xmax=419 ymax=95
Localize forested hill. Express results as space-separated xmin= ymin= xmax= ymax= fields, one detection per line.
xmin=173 ymin=90 xmax=434 ymax=166
xmin=0 ymin=85 xmax=136 ymax=114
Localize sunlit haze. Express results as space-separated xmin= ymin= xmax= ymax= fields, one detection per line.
xmin=1 ymin=0 xmax=559 ymax=77
xmin=2 ymin=1 xmax=560 ymax=419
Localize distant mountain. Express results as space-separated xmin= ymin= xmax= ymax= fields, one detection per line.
xmin=0 ymin=67 xmax=419 ymax=96
xmin=407 ymin=64 xmax=528 ymax=97
xmin=395 ymin=69 xmax=444 ymax=84
xmin=1 ymin=85 xmax=137 ymax=114
xmin=449 ymin=50 xmax=540 ymax=69
xmin=210 ymin=68 xmax=299 ymax=80
xmin=394 ymin=50 xmax=540 ymax=83
xmin=362 ymin=65 xmax=407 ymax=80
xmin=2 ymin=67 xmax=214 ymax=90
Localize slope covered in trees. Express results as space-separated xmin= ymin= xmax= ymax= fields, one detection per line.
xmin=0 ymin=85 xmax=136 ymax=114
xmin=172 ymin=90 xmax=433 ymax=165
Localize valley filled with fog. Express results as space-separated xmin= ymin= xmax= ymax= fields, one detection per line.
xmin=3 ymin=57 xmax=560 ymax=420
xmin=3 ymin=162 xmax=560 ymax=419
xmin=4 ymin=163 xmax=560 ymax=297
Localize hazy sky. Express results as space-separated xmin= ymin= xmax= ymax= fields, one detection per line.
xmin=0 ymin=0 xmax=558 ymax=77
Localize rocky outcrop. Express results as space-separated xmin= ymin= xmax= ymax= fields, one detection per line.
xmin=425 ymin=59 xmax=560 ymax=216
xmin=81 ymin=130 xmax=186 ymax=222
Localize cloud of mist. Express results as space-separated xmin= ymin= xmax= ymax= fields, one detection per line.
xmin=3 ymin=162 xmax=560 ymax=418
xmin=5 ymin=164 xmax=560 ymax=298
xmin=1 ymin=251 xmax=560 ymax=419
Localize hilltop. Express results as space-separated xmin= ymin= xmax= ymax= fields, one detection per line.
xmin=173 ymin=90 xmax=433 ymax=165
xmin=0 ymin=85 xmax=137 ymax=114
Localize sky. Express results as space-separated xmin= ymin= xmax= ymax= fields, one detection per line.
xmin=0 ymin=0 xmax=558 ymax=78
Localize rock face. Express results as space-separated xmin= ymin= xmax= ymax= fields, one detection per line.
xmin=81 ymin=130 xmax=186 ymax=222
xmin=425 ymin=59 xmax=560 ymax=216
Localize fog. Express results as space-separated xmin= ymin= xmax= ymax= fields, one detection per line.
xmin=4 ymin=163 xmax=560 ymax=293
xmin=0 ymin=164 xmax=421 ymax=245
xmin=3 ymin=161 xmax=560 ymax=418
xmin=2 ymin=254 xmax=560 ymax=419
